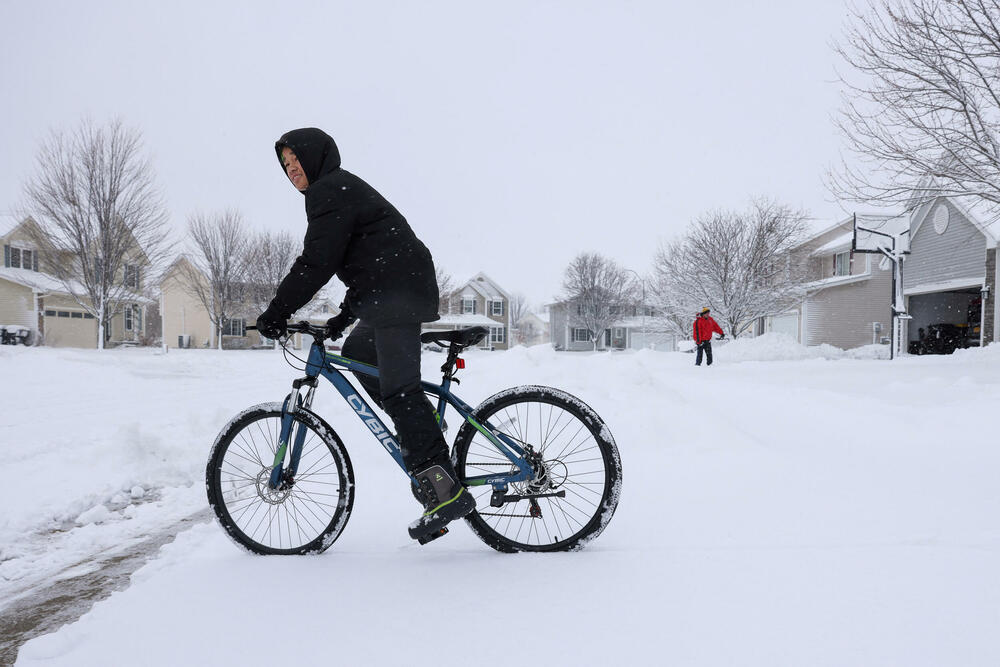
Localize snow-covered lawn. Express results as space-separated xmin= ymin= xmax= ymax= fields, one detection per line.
xmin=4 ymin=336 xmax=1000 ymax=666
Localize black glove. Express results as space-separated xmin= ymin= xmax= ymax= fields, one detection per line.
xmin=718 ymin=333 xmax=726 ymax=340
xmin=256 ymin=304 xmax=287 ymax=340
xmin=326 ymin=300 xmax=357 ymax=341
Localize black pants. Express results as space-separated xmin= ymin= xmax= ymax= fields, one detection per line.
xmin=341 ymin=321 xmax=448 ymax=472
xmin=695 ymin=341 xmax=713 ymax=366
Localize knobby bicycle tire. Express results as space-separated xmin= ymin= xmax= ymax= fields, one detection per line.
xmin=206 ymin=402 xmax=355 ymax=555
xmin=453 ymin=386 xmax=622 ymax=552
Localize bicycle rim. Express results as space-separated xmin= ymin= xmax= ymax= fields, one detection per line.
xmin=211 ymin=410 xmax=351 ymax=554
xmin=456 ymin=387 xmax=621 ymax=552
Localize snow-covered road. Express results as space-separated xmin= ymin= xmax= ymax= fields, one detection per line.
xmin=4 ymin=338 xmax=999 ymax=665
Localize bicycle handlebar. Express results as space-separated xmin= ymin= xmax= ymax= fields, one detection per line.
xmin=247 ymin=321 xmax=333 ymax=341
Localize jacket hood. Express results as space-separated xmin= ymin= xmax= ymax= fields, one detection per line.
xmin=274 ymin=128 xmax=342 ymax=192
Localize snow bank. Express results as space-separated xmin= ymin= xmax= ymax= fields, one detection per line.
xmin=714 ymin=332 xmax=890 ymax=362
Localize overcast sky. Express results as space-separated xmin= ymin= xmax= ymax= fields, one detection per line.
xmin=1 ymin=0 xmax=860 ymax=308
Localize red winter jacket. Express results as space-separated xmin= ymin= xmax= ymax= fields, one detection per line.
xmin=693 ymin=315 xmax=724 ymax=343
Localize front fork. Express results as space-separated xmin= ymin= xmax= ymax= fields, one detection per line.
xmin=268 ymin=377 xmax=318 ymax=490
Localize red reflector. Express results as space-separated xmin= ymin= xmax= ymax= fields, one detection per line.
xmin=455 ymin=358 xmax=466 ymax=369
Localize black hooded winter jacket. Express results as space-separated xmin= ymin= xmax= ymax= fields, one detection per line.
xmin=269 ymin=128 xmax=440 ymax=326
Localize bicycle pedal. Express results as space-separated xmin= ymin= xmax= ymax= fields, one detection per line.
xmin=416 ymin=527 xmax=449 ymax=545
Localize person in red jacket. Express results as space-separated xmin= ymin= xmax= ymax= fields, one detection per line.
xmin=693 ymin=307 xmax=725 ymax=366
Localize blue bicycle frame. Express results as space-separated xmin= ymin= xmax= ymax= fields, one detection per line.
xmin=267 ymin=337 xmax=535 ymax=492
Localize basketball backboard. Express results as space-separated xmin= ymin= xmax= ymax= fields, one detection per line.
xmin=852 ymin=213 xmax=910 ymax=255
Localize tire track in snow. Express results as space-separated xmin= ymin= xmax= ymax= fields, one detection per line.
xmin=0 ymin=509 xmax=210 ymax=666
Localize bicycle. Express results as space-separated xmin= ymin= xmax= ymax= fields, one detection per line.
xmin=205 ymin=321 xmax=622 ymax=554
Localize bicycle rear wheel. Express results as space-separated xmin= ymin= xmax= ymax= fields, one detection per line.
xmin=206 ymin=402 xmax=355 ymax=555
xmin=453 ymin=386 xmax=622 ymax=552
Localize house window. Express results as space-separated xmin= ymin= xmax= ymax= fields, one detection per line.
xmin=222 ymin=318 xmax=246 ymax=337
xmin=490 ymin=326 xmax=505 ymax=344
xmin=572 ymin=328 xmax=590 ymax=343
xmin=462 ymin=297 xmax=476 ymax=314
xmin=71 ymin=312 xmax=83 ymax=319
xmin=124 ymin=264 xmax=140 ymax=289
xmin=84 ymin=313 xmax=94 ymax=319
xmin=134 ymin=305 xmax=142 ymax=333
xmin=491 ymin=300 xmax=504 ymax=316
xmin=57 ymin=311 xmax=70 ymax=318
xmin=834 ymin=251 xmax=851 ymax=277
xmin=10 ymin=247 xmax=20 ymax=268
xmin=45 ymin=310 xmax=56 ymax=316
xmin=125 ymin=306 xmax=133 ymax=331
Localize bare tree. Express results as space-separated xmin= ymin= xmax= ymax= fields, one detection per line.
xmin=245 ymin=229 xmax=297 ymax=315
xmin=561 ymin=252 xmax=634 ymax=351
xmin=21 ymin=118 xmax=171 ymax=349
xmin=435 ymin=265 xmax=455 ymax=314
xmin=831 ymin=0 xmax=1000 ymax=212
xmin=508 ymin=292 xmax=529 ymax=344
xmin=182 ymin=210 xmax=251 ymax=350
xmin=509 ymin=292 xmax=528 ymax=323
xmin=652 ymin=199 xmax=809 ymax=338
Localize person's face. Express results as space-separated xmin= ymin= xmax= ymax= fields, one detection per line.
xmin=281 ymin=146 xmax=309 ymax=191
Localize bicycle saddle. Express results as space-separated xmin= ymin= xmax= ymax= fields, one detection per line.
xmin=420 ymin=326 xmax=489 ymax=349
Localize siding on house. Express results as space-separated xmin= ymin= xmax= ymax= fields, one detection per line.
xmin=0 ymin=277 xmax=36 ymax=330
xmin=803 ymin=255 xmax=893 ymax=348
xmin=161 ymin=259 xmax=215 ymax=348
xmin=903 ymin=199 xmax=986 ymax=292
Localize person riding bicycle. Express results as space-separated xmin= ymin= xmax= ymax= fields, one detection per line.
xmin=693 ymin=307 xmax=725 ymax=366
xmin=255 ymin=127 xmax=475 ymax=542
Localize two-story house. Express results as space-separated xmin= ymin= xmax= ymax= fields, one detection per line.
xmin=428 ymin=272 xmax=511 ymax=350
xmin=1 ymin=216 xmax=152 ymax=347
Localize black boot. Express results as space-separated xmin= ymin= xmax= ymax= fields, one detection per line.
xmin=407 ymin=459 xmax=475 ymax=544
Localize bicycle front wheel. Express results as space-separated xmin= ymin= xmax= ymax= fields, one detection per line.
xmin=206 ymin=402 xmax=355 ymax=555
xmin=453 ymin=386 xmax=622 ymax=552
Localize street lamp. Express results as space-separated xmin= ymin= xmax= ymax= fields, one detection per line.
xmin=624 ymin=269 xmax=648 ymax=349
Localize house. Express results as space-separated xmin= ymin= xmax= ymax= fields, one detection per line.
xmin=514 ymin=310 xmax=550 ymax=346
xmin=1 ymin=216 xmax=152 ymax=347
xmin=431 ymin=272 xmax=512 ymax=350
xmin=159 ymin=255 xmax=339 ymax=350
xmin=548 ymin=300 xmax=676 ymax=351
xmin=762 ymin=215 xmax=900 ymax=349
xmin=765 ymin=196 xmax=999 ymax=353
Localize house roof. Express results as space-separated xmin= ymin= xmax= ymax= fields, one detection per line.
xmin=459 ymin=272 xmax=509 ymax=301
xmin=797 ymin=213 xmax=905 ymax=251
xmin=0 ymin=267 xmax=154 ymax=304
xmin=0 ymin=266 xmax=72 ymax=293
xmin=810 ymin=231 xmax=854 ymax=257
